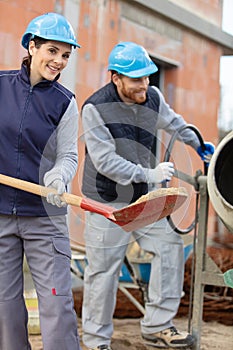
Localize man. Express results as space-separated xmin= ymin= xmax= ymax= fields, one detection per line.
xmin=81 ymin=42 xmax=214 ymax=350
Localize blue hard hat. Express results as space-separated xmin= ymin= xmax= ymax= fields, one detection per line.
xmin=21 ymin=12 xmax=80 ymax=49
xmin=108 ymin=42 xmax=158 ymax=78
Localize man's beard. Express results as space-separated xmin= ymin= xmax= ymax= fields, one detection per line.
xmin=121 ymin=85 xmax=147 ymax=104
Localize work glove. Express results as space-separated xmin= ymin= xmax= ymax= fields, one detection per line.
xmin=145 ymin=162 xmax=175 ymax=183
xmin=45 ymin=179 xmax=67 ymax=208
xmin=197 ymin=142 xmax=215 ymax=163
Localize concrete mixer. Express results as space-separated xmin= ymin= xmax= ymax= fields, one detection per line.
xmin=164 ymin=127 xmax=233 ymax=350
xmin=207 ymin=130 xmax=233 ymax=234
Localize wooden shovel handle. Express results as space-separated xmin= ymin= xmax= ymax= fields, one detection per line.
xmin=0 ymin=174 xmax=115 ymax=219
xmin=0 ymin=174 xmax=82 ymax=207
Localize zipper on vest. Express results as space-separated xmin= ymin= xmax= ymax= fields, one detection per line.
xmin=13 ymin=86 xmax=33 ymax=214
xmin=16 ymin=86 xmax=33 ymax=174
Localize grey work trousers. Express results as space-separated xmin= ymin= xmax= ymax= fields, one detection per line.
xmin=0 ymin=214 xmax=81 ymax=350
xmin=82 ymin=210 xmax=184 ymax=348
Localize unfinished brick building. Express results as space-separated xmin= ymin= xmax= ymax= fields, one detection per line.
xmin=1 ymin=0 xmax=233 ymax=243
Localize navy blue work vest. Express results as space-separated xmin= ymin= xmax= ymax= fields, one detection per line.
xmin=82 ymin=82 xmax=160 ymax=204
xmin=0 ymin=63 xmax=74 ymax=216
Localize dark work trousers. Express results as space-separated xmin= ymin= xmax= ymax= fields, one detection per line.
xmin=0 ymin=214 xmax=81 ymax=350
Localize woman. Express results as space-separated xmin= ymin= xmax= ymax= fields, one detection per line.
xmin=0 ymin=13 xmax=81 ymax=350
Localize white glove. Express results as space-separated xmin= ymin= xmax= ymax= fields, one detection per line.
xmin=45 ymin=179 xmax=67 ymax=208
xmin=145 ymin=162 xmax=175 ymax=183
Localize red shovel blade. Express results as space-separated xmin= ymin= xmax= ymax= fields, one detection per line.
xmin=111 ymin=187 xmax=188 ymax=232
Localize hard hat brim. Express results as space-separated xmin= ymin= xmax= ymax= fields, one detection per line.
xmin=22 ymin=33 xmax=81 ymax=49
xmin=108 ymin=64 xmax=158 ymax=78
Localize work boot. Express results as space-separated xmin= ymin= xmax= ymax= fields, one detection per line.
xmin=89 ymin=345 xmax=112 ymax=350
xmin=142 ymin=326 xmax=195 ymax=348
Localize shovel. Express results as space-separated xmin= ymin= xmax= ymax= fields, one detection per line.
xmin=0 ymin=174 xmax=188 ymax=232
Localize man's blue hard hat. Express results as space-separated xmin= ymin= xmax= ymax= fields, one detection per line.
xmin=21 ymin=12 xmax=80 ymax=49
xmin=108 ymin=42 xmax=158 ymax=78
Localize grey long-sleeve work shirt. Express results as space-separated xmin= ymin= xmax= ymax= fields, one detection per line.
xmin=82 ymin=86 xmax=200 ymax=187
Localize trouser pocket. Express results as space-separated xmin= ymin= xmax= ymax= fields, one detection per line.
xmin=160 ymin=241 xmax=184 ymax=298
xmin=52 ymin=236 xmax=72 ymax=296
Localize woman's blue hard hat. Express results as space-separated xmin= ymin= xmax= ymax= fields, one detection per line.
xmin=21 ymin=12 xmax=80 ymax=49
